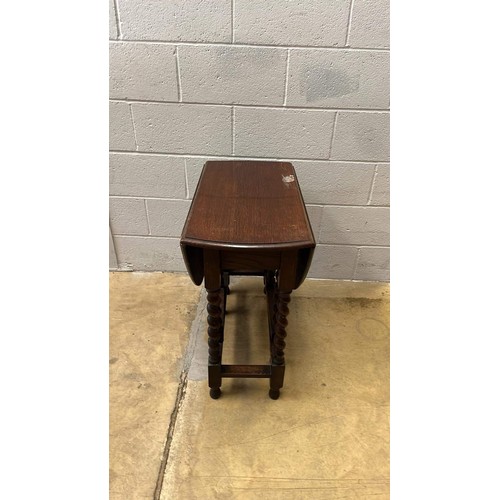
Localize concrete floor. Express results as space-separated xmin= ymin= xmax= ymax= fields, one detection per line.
xmin=110 ymin=272 xmax=389 ymax=499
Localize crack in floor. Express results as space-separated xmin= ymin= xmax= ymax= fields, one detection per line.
xmin=153 ymin=370 xmax=189 ymax=500
xmin=153 ymin=290 xmax=206 ymax=500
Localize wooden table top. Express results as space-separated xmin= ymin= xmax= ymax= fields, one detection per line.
xmin=181 ymin=161 xmax=316 ymax=250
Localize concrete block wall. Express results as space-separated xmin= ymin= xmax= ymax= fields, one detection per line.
xmin=109 ymin=0 xmax=390 ymax=281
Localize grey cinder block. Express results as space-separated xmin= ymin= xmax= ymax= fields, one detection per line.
xmin=234 ymin=107 xmax=336 ymax=159
xmin=109 ymin=43 xmax=178 ymax=101
xmin=109 ymin=197 xmax=149 ymax=235
xmin=109 ymin=153 xmax=186 ymax=199
xmin=132 ymin=103 xmax=232 ymax=155
xmin=320 ymin=206 xmax=389 ymax=246
xmin=370 ymin=165 xmax=390 ymax=206
xmin=349 ymin=0 xmax=390 ymax=49
xmin=234 ymin=0 xmax=351 ymax=47
xmin=184 ymin=157 xmax=208 ymax=198
xmin=287 ymin=50 xmax=389 ymax=109
xmin=293 ymin=161 xmax=375 ymax=205
xmin=354 ymin=247 xmax=390 ymax=281
xmin=307 ymin=244 xmax=358 ymax=279
xmin=179 ymin=45 xmax=287 ymax=105
xmin=331 ymin=112 xmax=390 ymax=162
xmin=146 ymin=199 xmax=191 ymax=237
xmin=113 ymin=235 xmax=186 ymax=271
xmin=110 ymin=102 xmax=136 ymax=151
xmin=304 ymin=205 xmax=323 ymax=238
xmin=118 ymin=0 xmax=231 ymax=42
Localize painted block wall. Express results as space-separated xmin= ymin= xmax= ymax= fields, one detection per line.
xmin=109 ymin=0 xmax=390 ymax=281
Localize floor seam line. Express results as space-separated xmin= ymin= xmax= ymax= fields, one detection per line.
xmin=153 ymin=370 xmax=189 ymax=500
xmin=153 ymin=288 xmax=205 ymax=499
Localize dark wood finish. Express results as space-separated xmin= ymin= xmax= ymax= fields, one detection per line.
xmin=181 ymin=161 xmax=315 ymax=249
xmin=206 ymin=289 xmax=223 ymax=365
xmin=221 ymin=365 xmax=271 ymax=378
xmin=271 ymin=291 xmax=291 ymax=366
xmin=221 ymin=250 xmax=281 ymax=273
xmin=180 ymin=161 xmax=315 ymax=399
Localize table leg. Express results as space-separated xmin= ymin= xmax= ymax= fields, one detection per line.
xmin=207 ymin=287 xmax=223 ymax=399
xmin=269 ymin=289 xmax=291 ymax=399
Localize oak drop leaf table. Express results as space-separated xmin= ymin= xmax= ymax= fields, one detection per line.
xmin=180 ymin=161 xmax=316 ymax=399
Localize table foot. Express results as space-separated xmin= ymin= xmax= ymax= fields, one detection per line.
xmin=210 ymin=388 xmax=222 ymax=399
xmin=269 ymin=388 xmax=280 ymax=400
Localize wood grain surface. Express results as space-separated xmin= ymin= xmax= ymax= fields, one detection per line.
xmin=181 ymin=161 xmax=315 ymax=249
